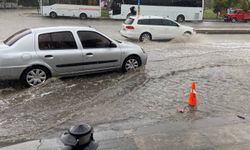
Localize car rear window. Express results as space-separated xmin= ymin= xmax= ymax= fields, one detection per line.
xmin=149 ymin=19 xmax=164 ymax=26
xmin=4 ymin=28 xmax=32 ymax=46
xmin=124 ymin=18 xmax=134 ymax=25
xmin=138 ymin=19 xmax=150 ymax=25
xmin=162 ymin=19 xmax=179 ymax=27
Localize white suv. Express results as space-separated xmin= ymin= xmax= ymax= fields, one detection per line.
xmin=120 ymin=16 xmax=195 ymax=42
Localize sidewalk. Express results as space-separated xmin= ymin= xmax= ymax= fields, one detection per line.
xmin=96 ymin=116 xmax=250 ymax=150
xmin=1 ymin=116 xmax=250 ymax=150
xmin=195 ymin=28 xmax=250 ymax=34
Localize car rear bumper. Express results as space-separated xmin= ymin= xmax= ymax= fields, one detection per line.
xmin=120 ymin=29 xmax=139 ymax=40
xmin=0 ymin=66 xmax=25 ymax=80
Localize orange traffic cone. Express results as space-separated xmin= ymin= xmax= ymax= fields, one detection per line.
xmin=188 ymin=82 xmax=197 ymax=108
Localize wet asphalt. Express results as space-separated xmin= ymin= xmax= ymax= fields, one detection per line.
xmin=1 ymin=9 xmax=250 ymax=148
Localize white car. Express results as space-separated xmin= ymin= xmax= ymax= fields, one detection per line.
xmin=0 ymin=26 xmax=147 ymax=87
xmin=120 ymin=16 xmax=195 ymax=42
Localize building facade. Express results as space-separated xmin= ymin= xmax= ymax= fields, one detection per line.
xmin=0 ymin=0 xmax=18 ymax=8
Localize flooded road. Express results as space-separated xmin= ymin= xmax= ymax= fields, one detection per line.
xmin=1 ymin=9 xmax=250 ymax=147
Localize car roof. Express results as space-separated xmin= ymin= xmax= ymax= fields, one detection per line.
xmin=130 ymin=16 xmax=175 ymax=21
xmin=31 ymin=26 xmax=96 ymax=33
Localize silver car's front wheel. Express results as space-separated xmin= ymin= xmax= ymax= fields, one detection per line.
xmin=21 ymin=66 xmax=50 ymax=87
xmin=122 ymin=56 xmax=141 ymax=72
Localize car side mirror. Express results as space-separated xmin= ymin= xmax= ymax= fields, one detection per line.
xmin=109 ymin=42 xmax=117 ymax=48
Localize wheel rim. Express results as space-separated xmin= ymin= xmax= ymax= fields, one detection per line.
xmin=26 ymin=69 xmax=47 ymax=86
xmin=51 ymin=13 xmax=56 ymax=18
xmin=141 ymin=34 xmax=151 ymax=42
xmin=80 ymin=14 xmax=87 ymax=19
xmin=178 ymin=17 xmax=184 ymax=22
xmin=125 ymin=58 xmax=139 ymax=71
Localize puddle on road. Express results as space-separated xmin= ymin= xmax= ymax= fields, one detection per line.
xmin=1 ymin=34 xmax=250 ymax=146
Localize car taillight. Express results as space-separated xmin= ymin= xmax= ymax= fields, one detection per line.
xmin=126 ymin=26 xmax=135 ymax=30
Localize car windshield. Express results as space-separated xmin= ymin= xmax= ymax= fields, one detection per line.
xmin=124 ymin=18 xmax=134 ymax=25
xmin=4 ymin=28 xmax=32 ymax=46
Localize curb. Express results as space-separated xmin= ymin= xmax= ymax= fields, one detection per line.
xmin=195 ymin=28 xmax=250 ymax=34
xmin=18 ymin=12 xmax=250 ymax=34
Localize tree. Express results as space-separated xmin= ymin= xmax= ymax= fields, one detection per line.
xmin=213 ymin=0 xmax=250 ymax=11
xmin=240 ymin=0 xmax=250 ymax=10
xmin=18 ymin=0 xmax=39 ymax=7
xmin=212 ymin=0 xmax=227 ymax=18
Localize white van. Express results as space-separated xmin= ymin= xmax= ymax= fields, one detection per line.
xmin=41 ymin=0 xmax=101 ymax=19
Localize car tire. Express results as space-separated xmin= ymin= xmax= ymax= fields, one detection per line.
xmin=183 ymin=31 xmax=192 ymax=37
xmin=80 ymin=13 xmax=88 ymax=20
xmin=177 ymin=15 xmax=185 ymax=23
xmin=122 ymin=56 xmax=141 ymax=72
xmin=21 ymin=66 xmax=51 ymax=87
xmin=50 ymin=12 xmax=57 ymax=18
xmin=139 ymin=32 xmax=152 ymax=42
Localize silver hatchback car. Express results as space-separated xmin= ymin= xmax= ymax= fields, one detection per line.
xmin=0 ymin=26 xmax=147 ymax=87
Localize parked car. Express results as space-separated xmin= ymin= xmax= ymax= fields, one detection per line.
xmin=120 ymin=16 xmax=195 ymax=42
xmin=0 ymin=26 xmax=147 ymax=87
xmin=224 ymin=9 xmax=250 ymax=22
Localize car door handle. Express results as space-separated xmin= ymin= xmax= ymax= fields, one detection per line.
xmin=86 ymin=53 xmax=94 ymax=57
xmin=44 ymin=55 xmax=54 ymax=59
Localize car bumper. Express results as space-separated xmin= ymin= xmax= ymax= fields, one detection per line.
xmin=141 ymin=53 xmax=148 ymax=66
xmin=0 ymin=66 xmax=25 ymax=80
xmin=120 ymin=30 xmax=139 ymax=40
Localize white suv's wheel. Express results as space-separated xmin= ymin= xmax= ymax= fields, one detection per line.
xmin=183 ymin=31 xmax=192 ymax=37
xmin=140 ymin=33 xmax=152 ymax=42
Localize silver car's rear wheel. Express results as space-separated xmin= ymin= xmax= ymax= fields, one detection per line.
xmin=122 ymin=56 xmax=141 ymax=72
xmin=21 ymin=66 xmax=50 ymax=87
xmin=26 ymin=69 xmax=47 ymax=86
